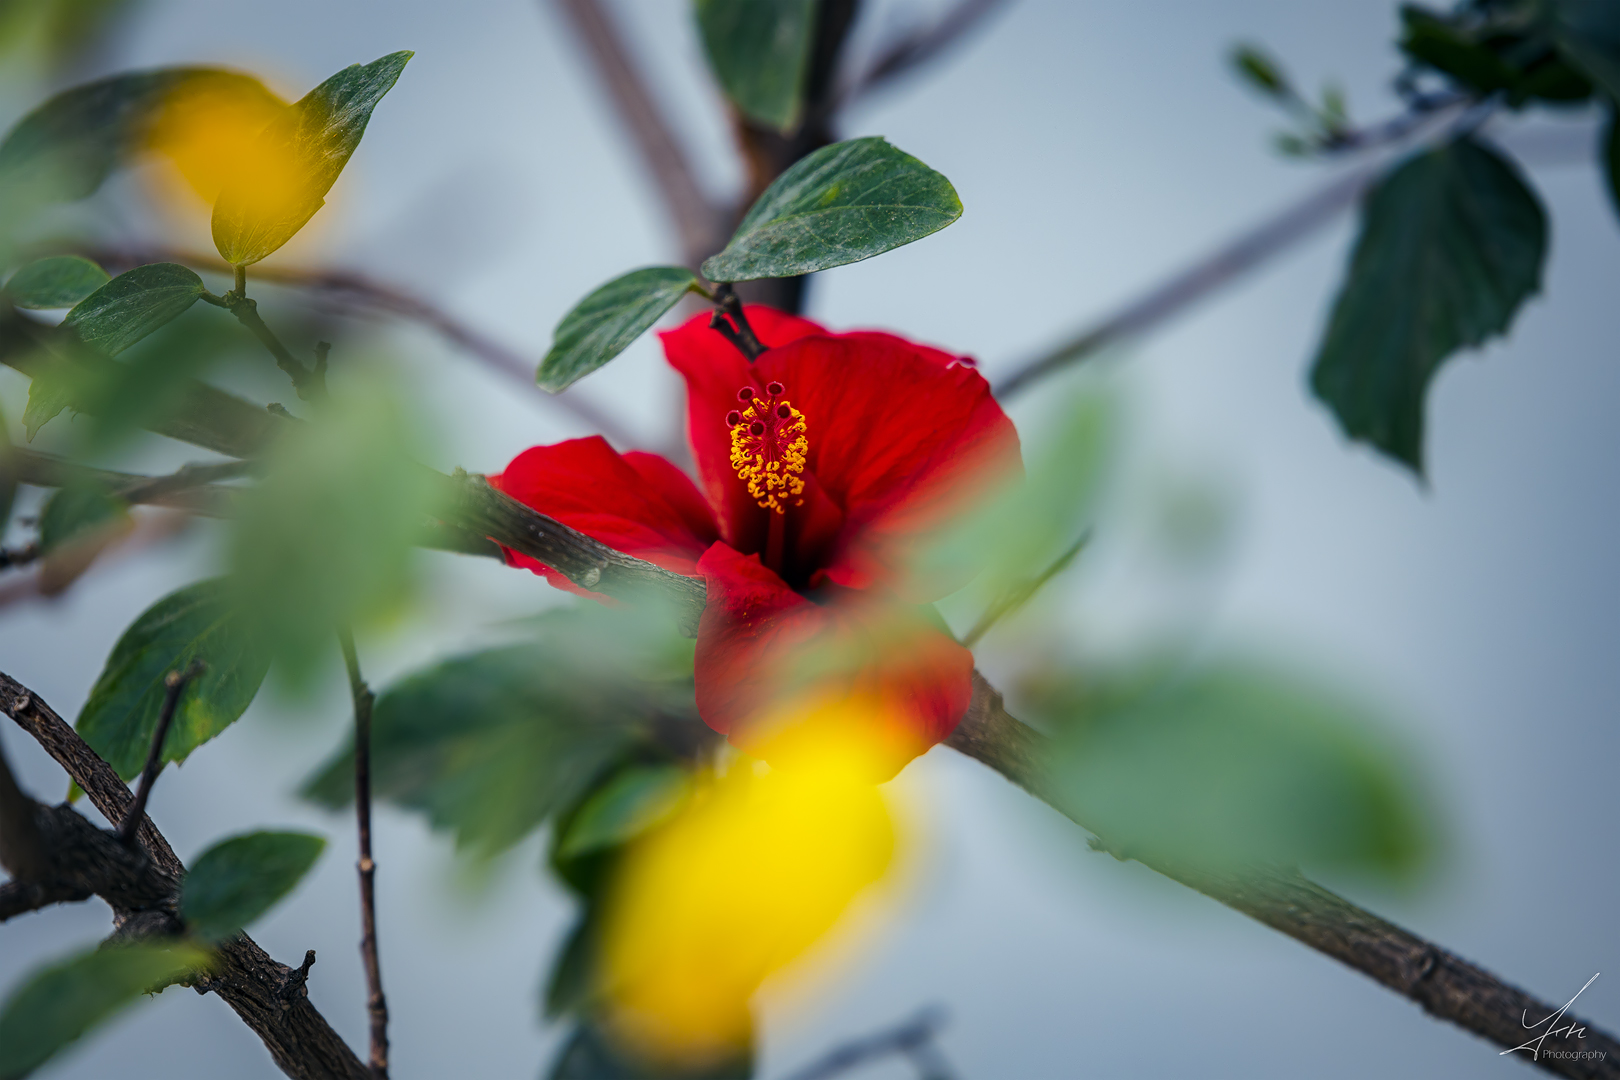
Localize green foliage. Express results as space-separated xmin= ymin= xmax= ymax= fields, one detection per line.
xmin=701 ymin=137 xmax=963 ymax=282
xmin=61 ymin=263 xmax=205 ymax=356
xmin=1605 ymin=104 xmax=1620 ymax=219
xmin=20 ymin=358 xmax=80 ymax=441
xmin=1397 ymin=3 xmax=1593 ymax=104
xmin=181 ymin=830 xmax=326 ymax=941
xmin=37 ymin=482 xmax=126 ymax=555
xmin=4 ymin=256 xmax=109 ymax=309
xmin=548 ymin=1022 xmax=752 ymax=1080
xmin=1041 ymin=658 xmax=1434 ymax=877
xmin=538 ymin=267 xmax=701 ymax=392
xmin=695 ymin=0 xmax=817 ymax=132
xmin=0 ymin=408 xmax=14 ymax=533
xmin=0 ymin=67 xmax=267 ymax=201
xmin=0 ymin=942 xmax=210 ymax=1079
xmin=1230 ymin=43 xmax=1291 ymax=98
xmin=76 ymin=578 xmax=273 ymax=781
xmin=1553 ymin=0 xmax=1620 ymax=101
xmin=1310 ymin=136 xmax=1546 ymax=475
xmin=303 ymin=607 xmax=691 ymax=855
xmin=227 ymin=385 xmax=437 ymax=687
xmin=212 ymin=51 xmax=412 ymax=266
xmin=556 ymin=764 xmax=690 ymax=859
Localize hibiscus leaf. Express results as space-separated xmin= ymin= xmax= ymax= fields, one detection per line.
xmin=538 ymin=267 xmax=701 ymax=392
xmin=0 ymin=942 xmax=212 ymax=1079
xmin=212 ymin=51 xmax=411 ymax=266
xmin=701 ymin=136 xmax=963 ymax=282
xmin=182 ymin=831 xmax=326 ymax=942
xmin=4 ymin=256 xmax=110 ymax=310
xmin=76 ymin=578 xmax=273 ymax=781
xmin=1042 ymin=658 xmax=1435 ymax=878
xmin=556 ymin=764 xmax=690 ymax=859
xmin=1309 ymin=136 xmax=1546 ymax=475
xmin=695 ymin=0 xmax=817 ymax=132
xmin=62 ymin=263 xmax=206 ymax=356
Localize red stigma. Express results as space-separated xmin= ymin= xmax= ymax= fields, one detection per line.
xmin=737 ymin=387 xmax=756 ymax=402
xmin=776 ymin=403 xmax=791 ymax=419
xmin=726 ymin=410 xmax=742 ymax=427
xmin=749 ymin=420 xmax=765 ymax=435
xmin=766 ymin=381 xmax=784 ymax=395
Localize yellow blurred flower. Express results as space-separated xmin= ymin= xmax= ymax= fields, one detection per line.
xmin=145 ymin=73 xmax=288 ymax=208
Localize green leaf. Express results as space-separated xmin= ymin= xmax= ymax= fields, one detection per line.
xmin=1309 ymin=136 xmax=1546 ymax=475
xmin=0 ymin=942 xmax=210 ymax=1079
xmin=0 ymin=67 xmax=268 ymax=202
xmin=1398 ymin=7 xmax=1523 ymax=96
xmin=20 ymin=360 xmax=80 ymax=441
xmin=61 ymin=263 xmax=205 ymax=356
xmin=701 ymin=137 xmax=963 ymax=283
xmin=303 ymin=607 xmax=690 ymax=855
xmin=542 ymin=914 xmax=598 ymax=1019
xmin=76 ymin=578 xmax=273 ymax=781
xmin=547 ymin=1022 xmax=752 ymax=1080
xmin=1230 ymin=43 xmax=1291 ymax=98
xmin=557 ymin=765 xmax=690 ymax=859
xmin=181 ymin=830 xmax=326 ymax=941
xmin=5 ymin=256 xmax=110 ymax=310
xmin=539 ymin=267 xmax=700 ymax=392
xmin=0 ymin=407 xmax=15 ymax=532
xmin=227 ymin=385 xmax=437 ymax=687
xmin=212 ymin=51 xmax=412 ymax=266
xmin=37 ymin=483 xmax=127 ymax=555
xmin=1605 ymin=104 xmax=1620 ymax=222
xmin=1043 ymin=659 xmax=1435 ymax=877
xmin=1554 ymin=0 xmax=1620 ymax=101
xmin=695 ymin=0 xmax=817 ymax=132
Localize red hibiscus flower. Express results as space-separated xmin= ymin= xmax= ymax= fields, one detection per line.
xmin=491 ymin=306 xmax=1021 ymax=776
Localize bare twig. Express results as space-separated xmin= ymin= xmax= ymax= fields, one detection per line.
xmin=0 ymin=542 xmax=41 ymax=571
xmin=548 ymin=0 xmax=720 ymax=264
xmin=118 ymin=659 xmax=205 ymax=845
xmin=203 ymin=286 xmax=325 ymax=402
xmin=842 ymin=0 xmax=1014 ymax=105
xmin=960 ymin=529 xmax=1090 ymax=647
xmin=779 ymin=1007 xmax=955 ymax=1080
xmin=339 ymin=629 xmax=389 ymax=1080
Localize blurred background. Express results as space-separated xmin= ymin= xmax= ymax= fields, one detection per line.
xmin=1 ymin=0 xmax=1617 ymax=1077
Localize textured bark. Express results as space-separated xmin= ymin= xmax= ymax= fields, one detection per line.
xmin=1 ymin=671 xmax=369 ymax=1080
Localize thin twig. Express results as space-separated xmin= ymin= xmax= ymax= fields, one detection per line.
xmin=779 ymin=1007 xmax=954 ymax=1080
xmin=0 ymin=542 xmax=41 ymax=571
xmin=548 ymin=0 xmax=719 ymax=264
xmin=961 ymin=529 xmax=1090 ymax=647
xmin=339 ymin=629 xmax=389 ymax=1080
xmin=712 ymin=284 xmax=766 ymax=359
xmin=841 ymin=0 xmax=1014 ymax=106
xmin=118 ymin=659 xmax=205 ymax=845
xmin=204 ymin=285 xmax=324 ymax=402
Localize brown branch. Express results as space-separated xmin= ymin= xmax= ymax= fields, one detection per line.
xmin=1 ymin=671 xmax=370 ymax=1080
xmin=118 ymin=660 xmax=205 ymax=845
xmin=780 ymin=1007 xmax=955 ymax=1080
xmin=548 ymin=0 xmax=720 ymax=265
xmin=339 ymin=630 xmax=389 ymax=1080
xmin=946 ymin=673 xmax=1620 ymax=1080
xmin=841 ymin=0 xmax=1014 ymax=105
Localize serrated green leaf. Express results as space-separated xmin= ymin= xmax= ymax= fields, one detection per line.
xmin=212 ymin=51 xmax=411 ymax=266
xmin=695 ymin=0 xmax=817 ymax=132
xmin=1042 ymin=658 xmax=1435 ymax=877
xmin=61 ymin=263 xmax=204 ymax=356
xmin=5 ymin=256 xmax=110 ymax=310
xmin=0 ymin=67 xmax=267 ymax=202
xmin=76 ymin=578 xmax=273 ymax=781
xmin=701 ymin=137 xmax=962 ymax=283
xmin=0 ymin=942 xmax=210 ymax=1079
xmin=181 ymin=830 xmax=326 ymax=942
xmin=303 ymin=607 xmax=690 ymax=855
xmin=1309 ymin=136 xmax=1546 ymax=474
xmin=539 ymin=267 xmax=699 ymax=392
xmin=1554 ymin=0 xmax=1620 ymax=100
xmin=558 ymin=765 xmax=690 ymax=859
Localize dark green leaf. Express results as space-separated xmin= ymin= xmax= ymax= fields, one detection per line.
xmin=1605 ymin=104 xmax=1620 ymax=221
xmin=701 ymin=137 xmax=963 ymax=282
xmin=20 ymin=359 xmax=78 ymax=441
xmin=0 ymin=68 xmax=268 ymax=202
xmin=181 ymin=830 xmax=326 ymax=941
xmin=0 ymin=942 xmax=210 ymax=1079
xmin=303 ymin=607 xmax=691 ymax=855
xmin=76 ymin=578 xmax=273 ymax=781
xmin=37 ymin=483 xmax=127 ymax=555
xmin=1398 ymin=7 xmax=1523 ymax=95
xmin=547 ymin=1021 xmax=752 ymax=1080
xmin=695 ymin=0 xmax=817 ymax=131
xmin=5 ymin=256 xmax=110 ymax=310
xmin=1309 ymin=136 xmax=1546 ymax=474
xmin=543 ymin=914 xmax=598 ymax=1020
xmin=212 ymin=51 xmax=412 ymax=266
xmin=62 ymin=263 xmax=204 ymax=356
xmin=1554 ymin=0 xmax=1620 ymax=100
xmin=1043 ymin=659 xmax=1434 ymax=877
xmin=0 ymin=407 xmax=14 ymax=531
xmin=538 ymin=267 xmax=700 ymax=392
xmin=557 ymin=764 xmax=689 ymax=859
xmin=1230 ymin=43 xmax=1290 ymax=97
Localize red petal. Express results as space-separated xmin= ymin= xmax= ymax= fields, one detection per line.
xmin=694 ymin=543 xmax=973 ymax=779
xmin=488 ymin=436 xmax=718 ymax=595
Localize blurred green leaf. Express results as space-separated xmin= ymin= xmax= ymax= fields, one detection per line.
xmin=1605 ymin=104 xmax=1620 ymax=221
xmin=1230 ymin=43 xmax=1291 ymax=97
xmin=538 ymin=267 xmax=700 ymax=392
xmin=0 ymin=407 xmax=15 ymax=532
xmin=543 ymin=913 xmax=599 ymax=1020
xmin=0 ymin=942 xmax=210 ymax=1079
xmin=62 ymin=263 xmax=205 ymax=356
xmin=1554 ymin=0 xmax=1620 ymax=100
xmin=212 ymin=51 xmax=411 ymax=266
xmin=181 ymin=830 xmax=326 ymax=942
xmin=548 ymin=1021 xmax=752 ymax=1080
xmin=1310 ymin=136 xmax=1546 ymax=475
xmin=76 ymin=578 xmax=273 ymax=781
xmin=1043 ymin=658 xmax=1434 ymax=877
xmin=304 ymin=607 xmax=693 ymax=855
xmin=558 ymin=764 xmax=690 ymax=859
xmin=701 ymin=137 xmax=962 ymax=283
xmin=696 ymin=0 xmax=817 ymax=131
xmin=1398 ymin=7 xmax=1523 ymax=95
xmin=0 ymin=67 xmax=270 ymax=201
xmin=20 ymin=358 xmax=82 ymax=441
xmin=4 ymin=256 xmax=109 ymax=310
xmin=37 ymin=482 xmax=127 ymax=555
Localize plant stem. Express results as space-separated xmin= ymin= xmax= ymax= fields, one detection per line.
xmin=119 ymin=660 xmax=204 ymax=845
xmin=339 ymin=628 xmax=389 ymax=1080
